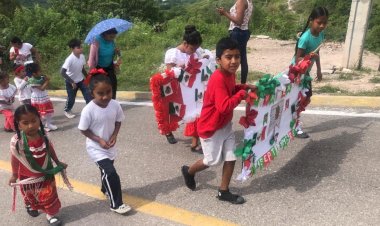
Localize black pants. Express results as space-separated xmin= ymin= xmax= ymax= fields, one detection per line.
xmin=97 ymin=65 xmax=117 ymax=99
xmin=230 ymin=28 xmax=251 ymax=84
xmin=96 ymin=158 xmax=123 ymax=209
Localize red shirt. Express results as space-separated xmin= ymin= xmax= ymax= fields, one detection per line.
xmin=197 ymin=69 xmax=247 ymax=138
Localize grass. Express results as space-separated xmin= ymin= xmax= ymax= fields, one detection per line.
xmin=370 ymin=76 xmax=380 ymax=83
xmin=337 ymin=73 xmax=354 ymax=80
xmin=246 ymin=71 xmax=266 ymax=83
xmin=352 ymin=88 xmax=380 ymax=96
xmin=315 ymin=85 xmax=347 ymax=94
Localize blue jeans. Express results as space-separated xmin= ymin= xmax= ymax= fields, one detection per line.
xmin=230 ymin=28 xmax=251 ymax=84
xmin=64 ymin=80 xmax=91 ymax=112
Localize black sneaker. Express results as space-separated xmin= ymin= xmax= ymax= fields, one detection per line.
xmin=166 ymin=133 xmax=177 ymax=144
xmin=295 ymin=130 xmax=310 ymax=138
xmin=217 ymin=189 xmax=245 ymax=204
xmin=26 ymin=205 xmax=39 ymax=217
xmin=181 ymin=165 xmax=196 ymax=190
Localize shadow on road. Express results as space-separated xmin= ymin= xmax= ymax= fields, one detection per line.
xmin=240 ymin=117 xmax=370 ymax=194
xmin=124 ymin=170 xmax=216 ymax=201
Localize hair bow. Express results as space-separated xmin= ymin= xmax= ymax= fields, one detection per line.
xmin=84 ymin=68 xmax=108 ymax=85
xmin=14 ymin=65 xmax=25 ymax=74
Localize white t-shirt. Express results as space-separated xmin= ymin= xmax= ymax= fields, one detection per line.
xmin=0 ymin=84 xmax=17 ymax=110
xmin=9 ymin=43 xmax=33 ymax=65
xmin=14 ymin=77 xmax=32 ymax=101
xmin=164 ymin=48 xmax=190 ymax=67
xmin=78 ymin=100 xmax=125 ymax=162
xmin=62 ymin=53 xmax=86 ymax=83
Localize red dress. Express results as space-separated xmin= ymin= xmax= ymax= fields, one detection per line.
xmin=10 ymin=135 xmax=61 ymax=215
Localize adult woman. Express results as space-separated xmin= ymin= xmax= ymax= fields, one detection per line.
xmin=217 ymin=0 xmax=253 ymax=84
xmin=9 ymin=37 xmax=40 ymax=67
xmin=88 ymin=28 xmax=120 ymax=99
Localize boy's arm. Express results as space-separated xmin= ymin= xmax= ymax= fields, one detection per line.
xmin=60 ymin=68 xmax=75 ymax=83
xmin=215 ymin=84 xmax=246 ymax=115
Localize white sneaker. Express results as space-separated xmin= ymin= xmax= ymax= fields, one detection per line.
xmin=110 ymin=204 xmax=132 ymax=214
xmin=46 ymin=124 xmax=58 ymax=131
xmin=64 ymin=111 xmax=76 ymax=119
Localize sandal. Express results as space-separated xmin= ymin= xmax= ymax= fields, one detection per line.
xmin=190 ymin=145 xmax=203 ymax=154
xmin=47 ymin=216 xmax=62 ymax=226
xmin=26 ymin=205 xmax=39 ymax=217
xmin=165 ymin=133 xmax=177 ymax=144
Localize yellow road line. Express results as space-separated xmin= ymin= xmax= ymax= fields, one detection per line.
xmin=0 ymin=160 xmax=237 ymax=226
xmin=311 ymin=95 xmax=380 ymax=109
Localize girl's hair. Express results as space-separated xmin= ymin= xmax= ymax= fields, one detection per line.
xmin=0 ymin=71 xmax=9 ymax=81
xmin=101 ymin=28 xmax=118 ymax=36
xmin=89 ymin=73 xmax=112 ymax=93
xmin=183 ymin=25 xmax=202 ymax=46
xmin=216 ymin=37 xmax=239 ymax=59
xmin=13 ymin=104 xmax=49 ymax=154
xmin=294 ymin=6 xmax=329 ymax=54
xmin=25 ymin=63 xmax=40 ymax=75
xmin=10 ymin=36 xmax=22 ymax=45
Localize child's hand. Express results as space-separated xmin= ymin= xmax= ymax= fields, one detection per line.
xmin=71 ymin=83 xmax=77 ymax=89
xmin=8 ymin=175 xmax=17 ymax=186
xmin=309 ymin=52 xmax=319 ymax=60
xmin=246 ymin=84 xmax=257 ymax=92
xmin=58 ymin=161 xmax=68 ymax=169
xmin=107 ymin=134 xmax=117 ymax=147
xmin=99 ymin=138 xmax=111 ymax=149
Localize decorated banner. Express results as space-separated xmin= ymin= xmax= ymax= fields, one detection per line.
xmin=150 ymin=50 xmax=216 ymax=135
xmin=235 ymin=55 xmax=314 ymax=181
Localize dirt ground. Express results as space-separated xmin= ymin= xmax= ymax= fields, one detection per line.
xmin=247 ymin=37 xmax=380 ymax=94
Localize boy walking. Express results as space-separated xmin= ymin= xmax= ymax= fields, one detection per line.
xmin=61 ymin=39 xmax=91 ymax=118
xmin=181 ymin=37 xmax=255 ymax=204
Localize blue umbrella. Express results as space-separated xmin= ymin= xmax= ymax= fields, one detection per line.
xmin=84 ymin=18 xmax=133 ymax=44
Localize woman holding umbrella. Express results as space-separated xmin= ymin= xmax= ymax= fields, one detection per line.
xmin=88 ymin=28 xmax=120 ymax=99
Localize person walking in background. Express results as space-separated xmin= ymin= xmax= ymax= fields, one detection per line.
xmin=26 ymin=63 xmax=57 ymax=131
xmin=78 ymin=70 xmax=131 ymax=215
xmin=9 ymin=37 xmax=40 ymax=67
xmin=217 ymin=0 xmax=253 ymax=84
xmin=61 ymin=38 xmax=91 ymax=119
xmin=13 ymin=65 xmax=32 ymax=105
xmin=0 ymin=71 xmax=17 ymax=132
xmin=292 ymin=6 xmax=329 ymax=138
xmin=88 ymin=28 xmax=120 ymax=99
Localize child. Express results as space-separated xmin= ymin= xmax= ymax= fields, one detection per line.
xmin=9 ymin=104 xmax=68 ymax=225
xmin=292 ymin=6 xmax=329 ymax=138
xmin=164 ymin=25 xmax=203 ymax=149
xmin=61 ymin=38 xmax=91 ymax=119
xmin=9 ymin=36 xmax=40 ymax=67
xmin=181 ymin=37 xmax=255 ymax=204
xmin=78 ymin=69 xmax=131 ymax=214
xmin=0 ymin=71 xmax=17 ymax=132
xmin=13 ymin=65 xmax=32 ymax=105
xmin=26 ymin=63 xmax=58 ymax=131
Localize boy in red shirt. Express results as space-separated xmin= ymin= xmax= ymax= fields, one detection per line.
xmin=181 ymin=37 xmax=255 ymax=204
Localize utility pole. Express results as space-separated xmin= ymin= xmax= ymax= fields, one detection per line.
xmin=342 ymin=0 xmax=373 ymax=69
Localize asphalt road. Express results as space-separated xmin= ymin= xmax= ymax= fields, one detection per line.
xmin=0 ymin=99 xmax=379 ymax=225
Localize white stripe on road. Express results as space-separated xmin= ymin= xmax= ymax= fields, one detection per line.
xmin=51 ymin=97 xmax=380 ymax=118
